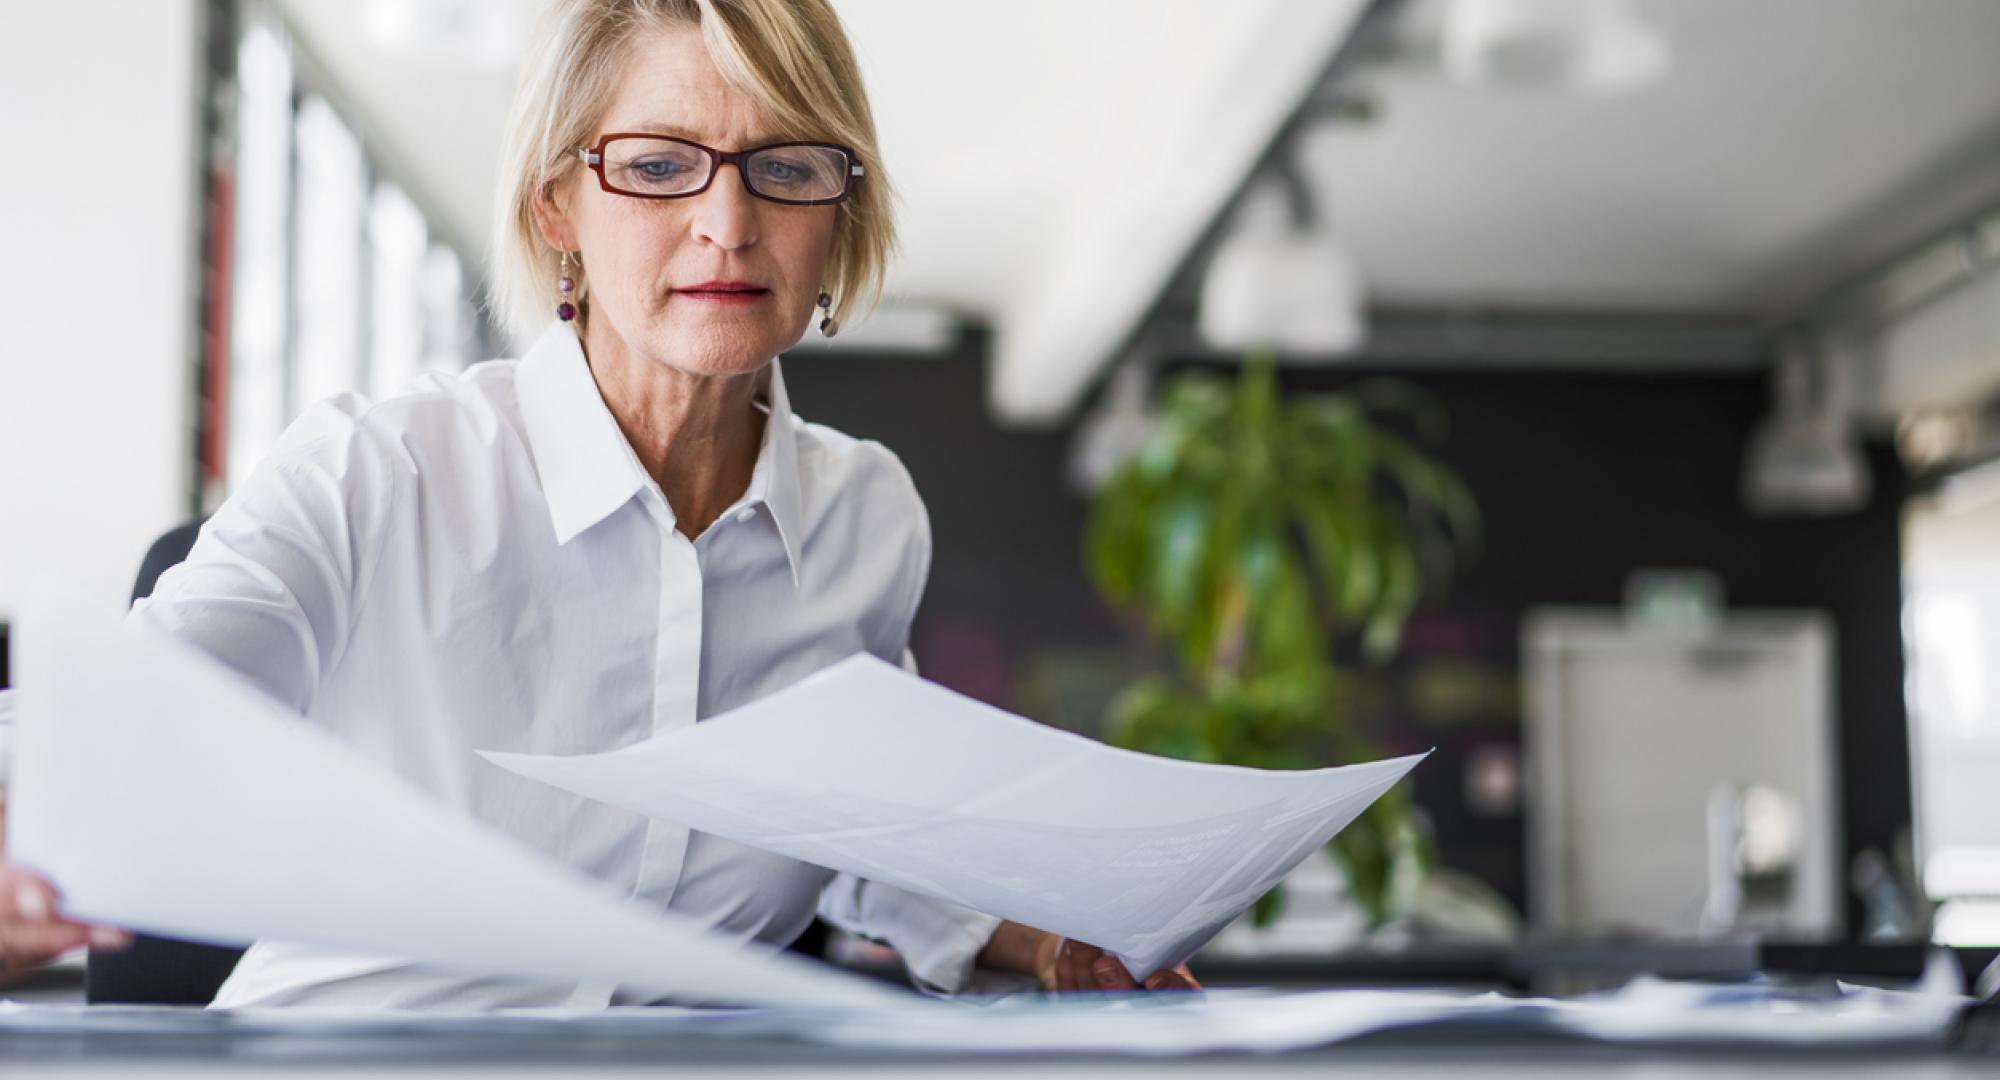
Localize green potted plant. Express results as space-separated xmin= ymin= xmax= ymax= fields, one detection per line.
xmin=1083 ymin=355 xmax=1478 ymax=928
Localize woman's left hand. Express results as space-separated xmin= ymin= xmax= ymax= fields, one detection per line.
xmin=1032 ymin=932 xmax=1200 ymax=994
xmin=980 ymin=919 xmax=1200 ymax=993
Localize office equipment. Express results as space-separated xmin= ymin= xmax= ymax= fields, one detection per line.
xmin=1523 ymin=609 xmax=1839 ymax=940
xmin=484 ymin=653 xmax=1426 ymax=977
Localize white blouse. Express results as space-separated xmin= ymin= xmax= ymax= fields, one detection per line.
xmin=8 ymin=318 xmax=1004 ymax=1008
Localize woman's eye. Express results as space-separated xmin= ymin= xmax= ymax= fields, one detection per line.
xmin=758 ymin=158 xmax=811 ymax=185
xmin=628 ymin=158 xmax=694 ymax=181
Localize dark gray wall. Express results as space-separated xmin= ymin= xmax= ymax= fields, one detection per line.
xmin=782 ymin=332 xmax=1911 ymax=929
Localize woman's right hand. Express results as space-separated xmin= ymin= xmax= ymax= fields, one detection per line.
xmin=0 ymin=795 xmax=133 ymax=982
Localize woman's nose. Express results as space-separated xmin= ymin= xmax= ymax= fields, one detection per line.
xmin=689 ymin=162 xmax=759 ymax=250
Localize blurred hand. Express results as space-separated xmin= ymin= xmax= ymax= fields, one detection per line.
xmin=1033 ymin=933 xmax=1200 ymax=994
xmin=0 ymin=795 xmax=132 ymax=984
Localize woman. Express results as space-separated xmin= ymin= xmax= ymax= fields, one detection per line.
xmin=0 ymin=0 xmax=1196 ymax=1004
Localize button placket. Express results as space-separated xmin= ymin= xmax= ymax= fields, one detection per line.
xmin=632 ymin=503 xmax=702 ymax=906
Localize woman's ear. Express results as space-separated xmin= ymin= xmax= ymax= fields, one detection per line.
xmin=529 ymin=176 xmax=576 ymax=252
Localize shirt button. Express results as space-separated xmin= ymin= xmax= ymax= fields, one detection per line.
xmin=734 ymin=507 xmax=756 ymax=524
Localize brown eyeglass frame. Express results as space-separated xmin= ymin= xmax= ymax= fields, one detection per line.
xmin=577 ymin=133 xmax=864 ymax=206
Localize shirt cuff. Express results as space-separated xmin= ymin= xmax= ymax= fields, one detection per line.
xmin=817 ymin=873 xmax=1015 ymax=996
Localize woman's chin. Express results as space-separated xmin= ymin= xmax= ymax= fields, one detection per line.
xmin=646 ymin=319 xmax=788 ymax=376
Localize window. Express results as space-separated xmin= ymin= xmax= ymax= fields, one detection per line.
xmin=217 ymin=9 xmax=496 ymax=502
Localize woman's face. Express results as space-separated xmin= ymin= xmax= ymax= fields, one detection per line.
xmin=539 ymin=26 xmax=837 ymax=378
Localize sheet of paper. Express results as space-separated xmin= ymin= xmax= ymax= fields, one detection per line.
xmin=1539 ymin=973 xmax=1964 ymax=1046
xmin=0 ymin=980 xmax=1957 ymax=1054
xmin=4 ymin=597 xmax=903 ymax=1010
xmin=481 ymin=653 xmax=1426 ymax=976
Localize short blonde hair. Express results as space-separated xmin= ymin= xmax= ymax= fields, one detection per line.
xmin=488 ymin=0 xmax=894 ymax=342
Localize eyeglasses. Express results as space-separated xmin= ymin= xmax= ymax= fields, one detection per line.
xmin=576 ymin=134 xmax=863 ymax=206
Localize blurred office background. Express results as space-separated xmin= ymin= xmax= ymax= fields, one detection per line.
xmin=6 ymin=0 xmax=2000 ymax=971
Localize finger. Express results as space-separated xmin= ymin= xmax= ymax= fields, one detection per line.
xmin=4 ymin=873 xmax=130 ymax=953
xmin=1067 ymin=941 xmax=1109 ymax=994
xmin=1143 ymin=967 xmax=1201 ymax=992
xmin=3 ymin=875 xmax=59 ymax=923
xmin=1060 ymin=941 xmax=1100 ymax=994
xmin=3 ymin=878 xmax=78 ymax=946
xmin=1073 ymin=943 xmax=1110 ymax=987
xmin=1054 ymin=942 xmax=1083 ymax=993
xmin=88 ymin=925 xmax=135 ymax=952
xmin=2 ymin=921 xmax=88 ymax=967
xmin=42 ymin=922 xmax=93 ymax=957
xmin=1093 ymin=956 xmax=1140 ymax=992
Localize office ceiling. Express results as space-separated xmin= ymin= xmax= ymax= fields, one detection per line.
xmin=1305 ymin=0 xmax=2000 ymax=317
xmin=271 ymin=0 xmax=2000 ymax=422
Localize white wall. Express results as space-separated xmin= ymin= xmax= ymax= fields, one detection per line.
xmin=0 ymin=0 xmax=202 ymax=621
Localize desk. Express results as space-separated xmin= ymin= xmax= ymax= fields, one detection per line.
xmin=7 ymin=946 xmax=1996 ymax=1077
xmin=0 ymin=1021 xmax=1990 ymax=1078
xmin=1194 ymin=941 xmax=2000 ymax=996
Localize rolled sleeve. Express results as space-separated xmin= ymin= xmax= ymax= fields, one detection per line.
xmin=816 ymin=871 xmax=1005 ymax=995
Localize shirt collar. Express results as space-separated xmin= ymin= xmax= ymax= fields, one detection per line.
xmin=515 ymin=319 xmax=806 ymax=590
xmin=746 ymin=356 xmax=807 ymax=590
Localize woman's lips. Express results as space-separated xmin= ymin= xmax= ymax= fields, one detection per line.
xmin=675 ymin=280 xmax=770 ymax=305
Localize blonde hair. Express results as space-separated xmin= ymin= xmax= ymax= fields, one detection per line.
xmin=488 ymin=0 xmax=894 ymax=342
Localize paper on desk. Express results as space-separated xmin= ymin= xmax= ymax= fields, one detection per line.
xmin=4 ymin=598 xmax=902 ymax=1009
xmin=481 ymin=654 xmax=1425 ymax=976
xmin=0 ymin=980 xmax=1958 ymax=1053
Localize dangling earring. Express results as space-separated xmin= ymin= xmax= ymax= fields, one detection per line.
xmin=556 ymin=250 xmax=578 ymax=322
xmin=817 ymin=290 xmax=838 ymax=338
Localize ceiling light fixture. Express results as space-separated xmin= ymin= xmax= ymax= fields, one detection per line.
xmin=1198 ymin=160 xmax=1367 ymax=356
xmin=1441 ymin=0 xmax=1671 ymax=94
xmin=1742 ymin=338 xmax=1872 ymax=516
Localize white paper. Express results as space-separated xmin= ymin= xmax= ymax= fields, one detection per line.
xmin=481 ymin=653 xmax=1426 ymax=976
xmin=0 ymin=980 xmax=1957 ymax=1054
xmin=5 ymin=597 xmax=903 ymax=1009
xmin=1539 ymin=974 xmax=1965 ymax=1046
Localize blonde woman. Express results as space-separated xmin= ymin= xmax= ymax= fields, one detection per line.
xmin=0 ymin=0 xmax=1196 ymax=1005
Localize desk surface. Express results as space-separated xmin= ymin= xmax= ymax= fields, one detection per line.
xmin=7 ymin=948 xmax=1996 ymax=1077
xmin=0 ymin=1024 xmax=1988 ymax=1078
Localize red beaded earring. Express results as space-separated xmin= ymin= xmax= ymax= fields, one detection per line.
xmin=557 ymin=250 xmax=578 ymax=322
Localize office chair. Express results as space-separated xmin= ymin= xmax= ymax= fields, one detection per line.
xmin=82 ymin=519 xmax=834 ymax=1004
